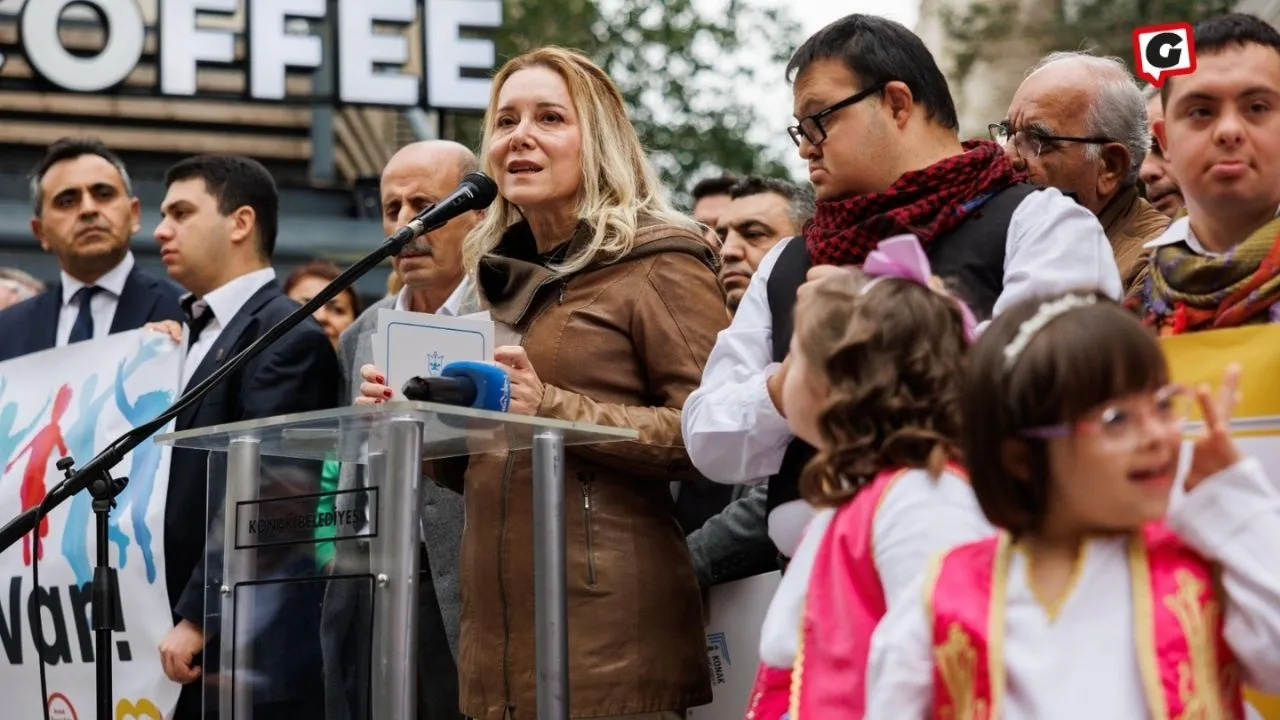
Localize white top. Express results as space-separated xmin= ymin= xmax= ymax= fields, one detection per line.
xmin=393 ymin=277 xmax=467 ymax=316
xmin=180 ymin=268 xmax=277 ymax=391
xmin=681 ymin=188 xmax=1124 ymax=504
xmin=56 ymin=251 xmax=135 ymax=346
xmin=865 ymin=455 xmax=1280 ymax=719
xmin=758 ymin=468 xmax=994 ymax=668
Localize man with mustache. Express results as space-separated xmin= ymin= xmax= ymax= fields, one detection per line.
xmin=0 ymin=138 xmax=182 ymax=361
xmin=322 ymin=139 xmax=482 ymax=720
xmin=1140 ymin=84 xmax=1185 ymax=219
xmin=1130 ymin=14 xmax=1280 ymax=335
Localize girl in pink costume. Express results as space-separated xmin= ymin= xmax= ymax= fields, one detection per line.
xmin=867 ymin=291 xmax=1280 ymax=718
xmin=744 ymin=235 xmax=993 ymax=720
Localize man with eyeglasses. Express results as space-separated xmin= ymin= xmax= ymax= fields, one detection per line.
xmin=1130 ymin=14 xmax=1280 ymax=336
xmin=682 ymin=15 xmax=1121 ymax=566
xmin=998 ymin=51 xmax=1170 ymax=291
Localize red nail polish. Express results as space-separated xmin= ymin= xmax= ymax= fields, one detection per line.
xmin=377 ymin=375 xmax=386 ymax=384
xmin=384 ymin=389 xmax=393 ymax=398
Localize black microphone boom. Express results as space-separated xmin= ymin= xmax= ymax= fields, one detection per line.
xmin=0 ymin=170 xmax=499 ymax=552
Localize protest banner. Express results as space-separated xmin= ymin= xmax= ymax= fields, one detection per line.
xmin=0 ymin=330 xmax=181 ymax=720
xmin=1162 ymin=323 xmax=1280 ymax=719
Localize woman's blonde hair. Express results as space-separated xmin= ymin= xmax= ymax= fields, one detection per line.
xmin=462 ymin=46 xmax=698 ymax=279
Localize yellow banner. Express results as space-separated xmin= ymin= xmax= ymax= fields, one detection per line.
xmin=1162 ymin=324 xmax=1280 ymax=719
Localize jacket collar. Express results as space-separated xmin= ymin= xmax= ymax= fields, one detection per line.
xmin=476 ymin=218 xmax=714 ymax=327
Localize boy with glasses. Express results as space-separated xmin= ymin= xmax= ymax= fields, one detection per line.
xmin=682 ymin=14 xmax=1123 ymax=561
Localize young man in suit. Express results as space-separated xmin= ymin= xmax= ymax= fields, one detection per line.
xmin=151 ymin=154 xmax=340 ymax=719
xmin=0 ymin=138 xmax=182 ymax=361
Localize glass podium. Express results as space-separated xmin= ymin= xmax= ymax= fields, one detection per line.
xmin=154 ymin=401 xmax=638 ymax=720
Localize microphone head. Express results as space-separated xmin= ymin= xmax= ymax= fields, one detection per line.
xmin=461 ymin=172 xmax=499 ymax=209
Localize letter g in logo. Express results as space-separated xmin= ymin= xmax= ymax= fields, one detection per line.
xmin=1132 ymin=22 xmax=1197 ymax=88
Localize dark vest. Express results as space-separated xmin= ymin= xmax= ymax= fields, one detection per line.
xmin=764 ymin=182 xmax=1038 ymax=519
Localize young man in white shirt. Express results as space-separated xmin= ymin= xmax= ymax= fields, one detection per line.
xmin=151 ymin=154 xmax=340 ymax=720
xmin=681 ymin=14 xmax=1123 ymax=556
xmin=1132 ymin=13 xmax=1280 ymax=334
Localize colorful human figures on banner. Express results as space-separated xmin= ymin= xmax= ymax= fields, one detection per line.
xmin=110 ymin=355 xmax=173 ymax=584
xmin=59 ymin=338 xmax=164 ymax=585
xmin=6 ymin=384 xmax=73 ymax=565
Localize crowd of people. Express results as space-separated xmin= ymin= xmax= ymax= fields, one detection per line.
xmin=1 ymin=8 xmax=1280 ymax=720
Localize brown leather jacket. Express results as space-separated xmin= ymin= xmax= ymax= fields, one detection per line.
xmin=1100 ymin=184 xmax=1171 ymax=295
xmin=438 ymin=218 xmax=726 ymax=720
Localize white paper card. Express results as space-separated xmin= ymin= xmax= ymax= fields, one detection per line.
xmin=373 ymin=309 xmax=496 ymax=399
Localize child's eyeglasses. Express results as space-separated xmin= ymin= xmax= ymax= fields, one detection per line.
xmin=1019 ymin=384 xmax=1190 ymax=451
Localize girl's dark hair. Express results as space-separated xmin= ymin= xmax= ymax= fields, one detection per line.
xmin=796 ymin=270 xmax=969 ymax=507
xmin=960 ymin=291 xmax=1169 ymax=536
xmin=284 ymin=259 xmax=363 ymax=317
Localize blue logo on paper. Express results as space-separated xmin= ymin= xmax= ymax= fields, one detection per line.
xmin=427 ymin=351 xmax=445 ymax=375
xmin=706 ymin=631 xmax=730 ymax=686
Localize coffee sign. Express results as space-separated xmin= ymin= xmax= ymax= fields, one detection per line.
xmin=8 ymin=0 xmax=501 ymax=111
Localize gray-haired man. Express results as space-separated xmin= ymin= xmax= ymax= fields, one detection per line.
xmin=997 ymin=50 xmax=1169 ymax=291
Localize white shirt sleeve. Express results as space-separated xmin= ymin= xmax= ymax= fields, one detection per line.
xmin=1166 ymin=454 xmax=1280 ymax=692
xmin=681 ymin=237 xmax=796 ymax=485
xmin=865 ymin=568 xmax=935 ymax=719
xmin=872 ymin=470 xmax=996 ymax=611
xmin=990 ymin=187 xmax=1124 ymax=324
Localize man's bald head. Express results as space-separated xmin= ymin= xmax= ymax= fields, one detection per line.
xmin=1003 ymin=51 xmax=1147 ymax=213
xmin=381 ymin=140 xmax=482 ymax=306
xmin=383 ymin=140 xmax=479 ymax=188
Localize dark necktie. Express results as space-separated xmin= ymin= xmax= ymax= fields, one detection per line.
xmin=182 ymin=296 xmax=215 ymax=347
xmin=67 ymin=286 xmax=103 ymax=344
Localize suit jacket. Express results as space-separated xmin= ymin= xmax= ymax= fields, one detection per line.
xmin=165 ymin=279 xmax=340 ymax=709
xmin=684 ymin=482 xmax=779 ymax=588
xmin=0 ymin=263 xmax=183 ymax=362
xmin=322 ymin=294 xmax=465 ymax=720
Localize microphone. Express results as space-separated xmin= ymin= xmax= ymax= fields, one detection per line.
xmin=388 ymin=172 xmax=500 ymax=248
xmin=0 ymin=173 xmax=500 ymax=552
xmin=402 ymin=361 xmax=511 ymax=412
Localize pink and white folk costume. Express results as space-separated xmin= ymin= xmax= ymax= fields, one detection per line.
xmin=745 ymin=464 xmax=993 ymax=720
xmin=866 ymin=455 xmax=1280 ymax=719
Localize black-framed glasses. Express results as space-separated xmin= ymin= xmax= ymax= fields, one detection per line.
xmin=788 ymin=83 xmax=888 ymax=147
xmin=988 ymin=121 xmax=1116 ymax=158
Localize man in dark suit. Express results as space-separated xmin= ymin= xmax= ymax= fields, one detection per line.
xmin=0 ymin=138 xmax=182 ymax=361
xmin=150 ymin=155 xmax=340 ymax=719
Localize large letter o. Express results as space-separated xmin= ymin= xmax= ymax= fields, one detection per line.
xmin=21 ymin=0 xmax=145 ymax=93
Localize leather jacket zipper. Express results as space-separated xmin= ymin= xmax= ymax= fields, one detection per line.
xmin=579 ymin=473 xmax=597 ymax=586
xmin=497 ymin=452 xmax=516 ymax=707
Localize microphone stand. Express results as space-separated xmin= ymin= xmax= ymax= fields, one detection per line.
xmin=0 ymin=208 xmax=442 ymax=720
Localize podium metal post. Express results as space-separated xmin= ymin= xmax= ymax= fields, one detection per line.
xmin=370 ymin=418 xmax=425 ymax=720
xmin=532 ymin=428 xmax=568 ymax=720
xmin=221 ymin=436 xmax=261 ymax=718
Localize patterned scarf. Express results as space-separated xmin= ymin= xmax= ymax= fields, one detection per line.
xmin=1128 ymin=215 xmax=1280 ymax=335
xmin=803 ymin=140 xmax=1028 ymax=266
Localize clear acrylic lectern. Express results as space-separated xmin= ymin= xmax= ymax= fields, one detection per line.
xmin=154 ymin=401 xmax=637 ymax=720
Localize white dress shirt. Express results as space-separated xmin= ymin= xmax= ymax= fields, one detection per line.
xmin=180 ymin=268 xmax=277 ymax=391
xmin=757 ymin=468 xmax=993 ymax=668
xmin=393 ymin=277 xmax=467 ymax=316
xmin=681 ymin=187 xmax=1124 ymax=496
xmin=865 ymin=456 xmax=1280 ymax=718
xmin=56 ymin=251 xmax=135 ymax=347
